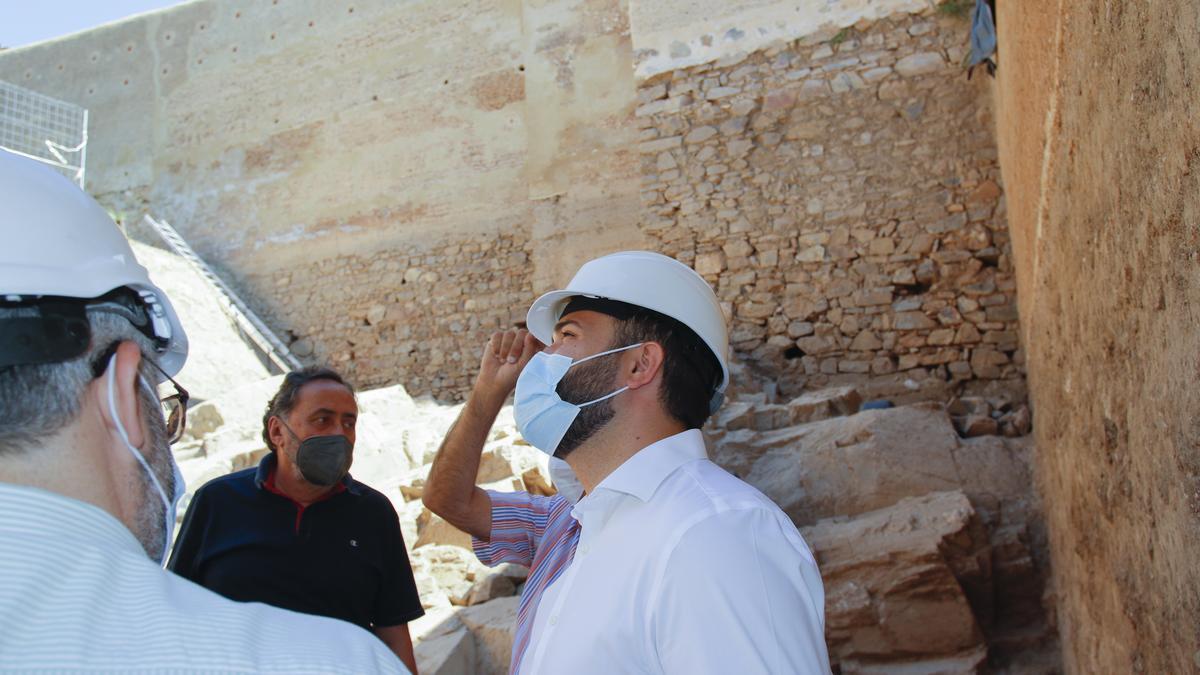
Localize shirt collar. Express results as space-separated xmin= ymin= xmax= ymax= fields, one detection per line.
xmin=254 ymin=452 xmax=360 ymax=496
xmin=589 ymin=428 xmax=707 ymax=503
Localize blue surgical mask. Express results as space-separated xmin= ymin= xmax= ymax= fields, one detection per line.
xmin=105 ymin=355 xmax=186 ymax=566
xmin=513 ymin=343 xmax=641 ymax=456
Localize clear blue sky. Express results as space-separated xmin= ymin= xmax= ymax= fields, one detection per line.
xmin=2 ymin=1 xmax=186 ymax=48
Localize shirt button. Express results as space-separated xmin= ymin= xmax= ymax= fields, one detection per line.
xmin=549 ymin=616 xmax=559 ymax=626
xmin=580 ymin=545 xmax=590 ymax=555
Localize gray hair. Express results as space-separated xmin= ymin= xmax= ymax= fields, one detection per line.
xmin=0 ymin=308 xmax=161 ymax=455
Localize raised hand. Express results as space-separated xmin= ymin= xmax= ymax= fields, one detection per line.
xmin=474 ymin=328 xmax=544 ymax=407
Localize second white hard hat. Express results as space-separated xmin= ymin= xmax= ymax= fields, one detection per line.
xmin=0 ymin=150 xmax=188 ymax=376
xmin=526 ymin=251 xmax=729 ymax=412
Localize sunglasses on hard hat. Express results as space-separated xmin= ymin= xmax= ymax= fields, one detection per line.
xmin=91 ymin=342 xmax=190 ymax=444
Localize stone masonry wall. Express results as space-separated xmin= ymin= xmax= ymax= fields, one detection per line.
xmin=636 ymin=12 xmax=1023 ymax=402
xmin=4 ymin=2 xmax=1027 ymax=406
xmin=242 ymin=232 xmax=533 ymax=396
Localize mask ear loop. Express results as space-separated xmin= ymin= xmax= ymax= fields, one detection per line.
xmin=274 ymin=416 xmax=303 ymax=444
xmin=577 ymin=385 xmax=629 ymax=408
xmin=570 ymin=342 xmax=643 ymax=367
xmin=106 ymin=354 xmax=170 ymax=502
xmin=571 ymin=343 xmax=643 ymax=408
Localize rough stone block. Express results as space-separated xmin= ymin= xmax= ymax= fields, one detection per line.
xmin=895 ymin=51 xmax=946 ymax=77
xmin=694 ymin=251 xmax=726 ymax=276
xmin=970 ymin=348 xmax=1010 ymax=379
xmin=458 ymin=597 xmax=521 ymax=675
xmin=415 ymin=627 xmax=477 ymax=675
xmin=706 ymin=86 xmax=741 ymax=100
xmin=830 ymin=71 xmax=867 ymax=93
xmin=684 ymin=126 xmax=719 ymax=143
xmin=839 ymin=359 xmax=871 ymax=373
xmin=639 ymin=136 xmax=683 ymax=153
xmin=788 ymin=321 xmax=816 ymax=338
xmin=798 ymin=245 xmax=827 ymax=262
xmin=850 ymin=330 xmax=883 ymax=351
xmin=803 ymin=491 xmax=989 ymax=673
xmin=896 ymin=311 xmax=936 ymax=330
xmin=415 ymin=509 xmax=474 ymax=551
xmin=741 ymin=405 xmax=991 ymax=523
xmin=798 ymin=335 xmax=838 ymax=356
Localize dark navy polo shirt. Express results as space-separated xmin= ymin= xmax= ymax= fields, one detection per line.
xmin=168 ymin=453 xmax=424 ymax=630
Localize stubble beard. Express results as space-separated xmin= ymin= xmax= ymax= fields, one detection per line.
xmin=554 ymin=354 xmax=622 ymax=459
xmin=130 ymin=389 xmax=174 ymax=561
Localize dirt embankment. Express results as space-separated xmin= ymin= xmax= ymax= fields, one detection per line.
xmin=994 ymin=3 xmax=1200 ymax=672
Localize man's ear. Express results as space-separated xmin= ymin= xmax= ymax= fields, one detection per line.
xmin=98 ymin=341 xmax=147 ymax=450
xmin=626 ymin=342 xmax=665 ymax=391
xmin=267 ymin=415 xmax=287 ymax=452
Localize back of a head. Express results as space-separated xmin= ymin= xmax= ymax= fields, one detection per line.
xmin=0 ymin=151 xmax=188 ymax=453
xmin=0 ymin=150 xmax=187 ymax=374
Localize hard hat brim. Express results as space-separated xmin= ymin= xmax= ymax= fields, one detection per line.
xmin=526 ymin=290 xmax=579 ymax=348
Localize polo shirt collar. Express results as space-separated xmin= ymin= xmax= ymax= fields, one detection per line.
xmin=254 ymin=452 xmax=361 ymax=495
xmin=589 ymin=428 xmax=707 ymax=503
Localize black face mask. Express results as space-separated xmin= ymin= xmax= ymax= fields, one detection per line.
xmin=279 ymin=419 xmax=352 ymax=487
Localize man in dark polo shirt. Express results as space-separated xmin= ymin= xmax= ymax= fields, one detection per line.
xmin=169 ymin=367 xmax=423 ymax=672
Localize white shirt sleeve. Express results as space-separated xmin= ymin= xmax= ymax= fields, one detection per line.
xmin=649 ymin=507 xmax=832 ymax=674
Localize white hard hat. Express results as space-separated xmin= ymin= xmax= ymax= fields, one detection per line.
xmin=526 ymin=251 xmax=729 ymax=411
xmin=0 ymin=150 xmax=188 ymax=376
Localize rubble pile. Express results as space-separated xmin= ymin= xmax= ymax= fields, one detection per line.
xmin=174 ymin=374 xmax=1055 ymax=674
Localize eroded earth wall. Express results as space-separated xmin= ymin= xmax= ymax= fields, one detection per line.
xmin=994 ymin=3 xmax=1200 ymax=672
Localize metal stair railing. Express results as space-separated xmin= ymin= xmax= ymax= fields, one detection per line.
xmin=141 ymin=214 xmax=302 ymax=374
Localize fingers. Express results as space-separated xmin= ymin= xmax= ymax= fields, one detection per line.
xmin=499 ymin=330 xmax=518 ymax=363
xmin=484 ymin=329 xmax=532 ymax=364
xmin=517 ymin=331 xmax=545 ymax=367
xmin=486 ymin=331 xmax=503 ymax=361
xmin=506 ymin=329 xmax=529 ymax=363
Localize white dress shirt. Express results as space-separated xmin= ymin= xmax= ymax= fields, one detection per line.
xmin=0 ymin=482 xmax=408 ymax=674
xmin=521 ymin=429 xmax=831 ymax=674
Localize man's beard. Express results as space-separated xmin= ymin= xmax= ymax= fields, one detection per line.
xmin=554 ymin=351 xmax=622 ymax=459
xmin=129 ymin=387 xmax=175 ymax=561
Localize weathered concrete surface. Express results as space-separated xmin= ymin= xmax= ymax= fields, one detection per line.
xmin=0 ymin=0 xmax=647 ymax=396
xmin=994 ymin=2 xmax=1200 ymax=673
xmin=523 ymin=0 xmax=648 ymax=291
xmin=629 ymin=0 xmax=930 ymax=80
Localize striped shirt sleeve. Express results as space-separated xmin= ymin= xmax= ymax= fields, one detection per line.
xmin=472 ymin=489 xmax=558 ymax=568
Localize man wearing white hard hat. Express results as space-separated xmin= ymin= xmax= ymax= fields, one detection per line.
xmin=0 ymin=150 xmax=408 ymax=673
xmin=425 ymin=251 xmax=831 ymax=673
